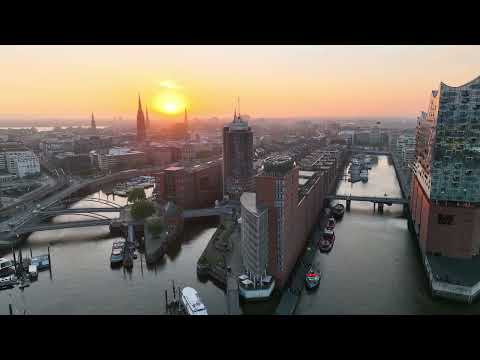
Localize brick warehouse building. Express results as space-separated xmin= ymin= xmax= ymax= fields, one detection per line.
xmin=154 ymin=160 xmax=223 ymax=210
xmin=249 ymin=148 xmax=347 ymax=288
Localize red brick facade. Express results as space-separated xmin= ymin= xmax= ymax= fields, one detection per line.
xmin=154 ymin=161 xmax=223 ymax=210
xmin=410 ymin=175 xmax=480 ymax=258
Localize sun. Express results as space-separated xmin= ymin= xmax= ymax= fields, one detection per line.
xmin=153 ymin=91 xmax=187 ymax=115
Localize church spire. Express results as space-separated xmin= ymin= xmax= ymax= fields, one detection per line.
xmin=91 ymin=113 xmax=96 ymax=130
xmin=136 ymin=94 xmax=146 ymax=142
xmin=145 ymin=105 xmax=150 ymax=130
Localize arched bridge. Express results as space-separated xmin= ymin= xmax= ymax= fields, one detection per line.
xmin=12 ymin=202 xmax=234 ymax=235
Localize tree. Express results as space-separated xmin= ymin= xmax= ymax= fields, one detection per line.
xmin=130 ymin=200 xmax=155 ymax=220
xmin=147 ymin=216 xmax=164 ymax=236
xmin=128 ymin=187 xmax=146 ymax=203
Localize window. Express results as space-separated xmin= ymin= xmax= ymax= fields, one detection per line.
xmin=438 ymin=214 xmax=455 ymax=225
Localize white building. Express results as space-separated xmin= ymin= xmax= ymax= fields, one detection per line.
xmin=338 ymin=130 xmax=355 ymax=146
xmin=4 ymin=151 xmax=40 ymax=178
xmin=239 ymin=192 xmax=274 ymax=300
xmin=240 ymin=192 xmax=269 ymax=278
xmin=90 ymin=147 xmax=145 ymax=171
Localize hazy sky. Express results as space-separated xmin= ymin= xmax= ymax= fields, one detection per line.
xmin=1 ymin=45 xmax=479 ymax=123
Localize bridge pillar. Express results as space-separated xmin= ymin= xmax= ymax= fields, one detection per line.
xmin=378 ymin=203 xmax=384 ymax=213
xmin=373 ymin=202 xmax=376 ymax=212
xmin=346 ymin=199 xmax=351 ymax=211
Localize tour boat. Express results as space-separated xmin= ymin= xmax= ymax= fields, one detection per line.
xmin=331 ymin=203 xmax=345 ymax=219
xmin=181 ymin=287 xmax=208 ymax=315
xmin=305 ymin=268 xmax=321 ymax=290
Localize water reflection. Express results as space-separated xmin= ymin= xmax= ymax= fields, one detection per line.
xmin=0 ymin=187 xmax=227 ymax=315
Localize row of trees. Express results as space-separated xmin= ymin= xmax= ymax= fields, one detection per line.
xmin=128 ymin=188 xmax=155 ymax=220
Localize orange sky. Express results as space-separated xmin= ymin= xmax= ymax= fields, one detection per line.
xmin=1 ymin=45 xmax=480 ymax=123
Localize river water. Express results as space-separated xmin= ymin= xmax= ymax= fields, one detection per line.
xmin=296 ymin=155 xmax=480 ymax=314
xmin=2 ymin=156 xmax=480 ymax=314
xmin=0 ymin=187 xmax=228 ymax=315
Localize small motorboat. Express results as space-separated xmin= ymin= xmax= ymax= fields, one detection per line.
xmin=110 ymin=247 xmax=124 ymax=267
xmin=31 ymin=255 xmax=50 ymax=271
xmin=331 ymin=203 xmax=345 ymax=219
xmin=0 ymin=275 xmax=18 ymax=290
xmin=0 ymin=258 xmax=15 ymax=277
xmin=28 ymin=265 xmax=38 ymax=281
xmin=318 ymin=239 xmax=333 ymax=253
xmin=305 ymin=267 xmax=321 ymax=290
xmin=326 ymin=217 xmax=336 ymax=230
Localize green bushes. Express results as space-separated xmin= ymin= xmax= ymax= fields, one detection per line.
xmin=130 ymin=200 xmax=155 ymax=220
xmin=128 ymin=187 xmax=146 ymax=203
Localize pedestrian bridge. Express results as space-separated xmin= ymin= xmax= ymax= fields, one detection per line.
xmin=326 ymin=194 xmax=408 ymax=205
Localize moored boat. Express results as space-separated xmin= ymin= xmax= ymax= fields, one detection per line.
xmin=0 ymin=258 xmax=15 ymax=277
xmin=181 ymin=287 xmax=208 ymax=315
xmin=318 ymin=238 xmax=334 ymax=253
xmin=360 ymin=170 xmax=368 ymax=182
xmin=0 ymin=275 xmax=18 ymax=290
xmin=305 ymin=267 xmax=321 ymax=290
xmin=31 ymin=255 xmax=50 ymax=271
xmin=110 ymin=241 xmax=125 ymax=267
xmin=326 ymin=217 xmax=336 ymax=230
xmin=28 ymin=265 xmax=38 ymax=281
xmin=331 ymin=203 xmax=345 ymax=219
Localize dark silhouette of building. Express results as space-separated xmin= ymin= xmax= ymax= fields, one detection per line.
xmin=91 ymin=113 xmax=96 ymax=131
xmin=184 ymin=108 xmax=188 ymax=135
xmin=154 ymin=160 xmax=223 ymax=209
xmin=145 ymin=105 xmax=150 ymax=131
xmin=136 ymin=95 xmax=146 ymax=143
xmin=222 ymin=110 xmax=254 ymax=200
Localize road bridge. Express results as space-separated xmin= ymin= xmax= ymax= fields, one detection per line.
xmin=349 ymin=148 xmax=391 ymax=156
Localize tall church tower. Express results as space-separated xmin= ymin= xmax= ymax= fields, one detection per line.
xmin=145 ymin=105 xmax=150 ymax=131
xmin=137 ymin=95 xmax=146 ymax=142
xmin=91 ymin=113 xmax=96 ymax=131
xmin=184 ymin=107 xmax=188 ymax=131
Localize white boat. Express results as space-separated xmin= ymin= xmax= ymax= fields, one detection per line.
xmin=349 ymin=164 xmax=361 ymax=182
xmin=360 ymin=170 xmax=368 ymax=182
xmin=0 ymin=274 xmax=18 ymax=289
xmin=0 ymin=258 xmax=15 ymax=277
xmin=28 ymin=265 xmax=38 ymax=280
xmin=181 ymin=287 xmax=208 ymax=315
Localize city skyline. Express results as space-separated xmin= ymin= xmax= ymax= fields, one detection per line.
xmin=2 ymin=45 xmax=480 ymax=123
